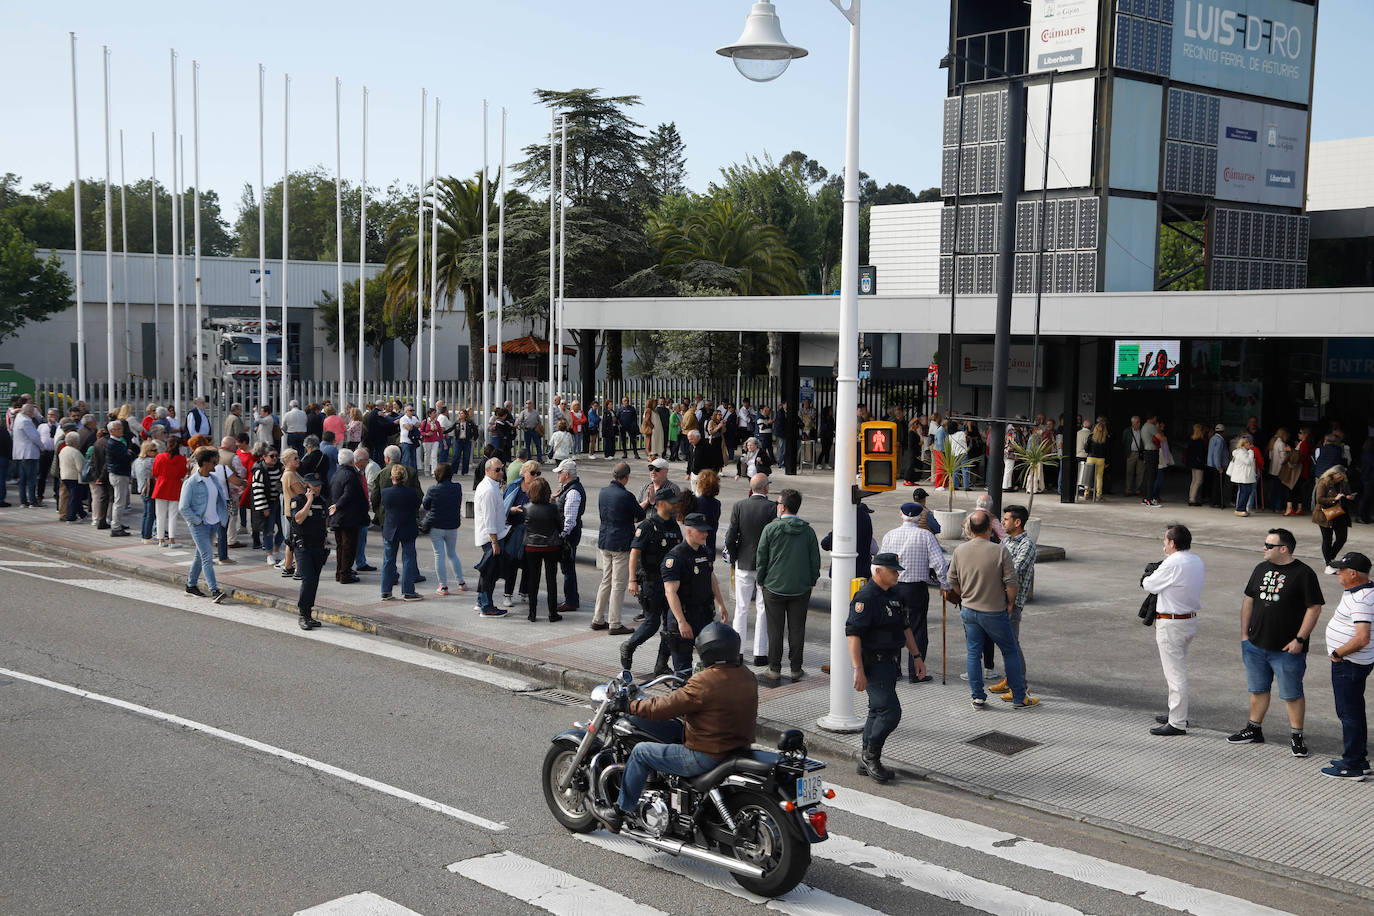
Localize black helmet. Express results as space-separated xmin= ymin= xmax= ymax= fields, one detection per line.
xmin=695 ymin=622 xmax=741 ymax=667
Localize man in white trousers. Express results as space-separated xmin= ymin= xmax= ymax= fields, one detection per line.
xmin=1142 ymin=523 xmax=1205 ymax=736
xmin=723 ymin=473 xmax=776 ymax=666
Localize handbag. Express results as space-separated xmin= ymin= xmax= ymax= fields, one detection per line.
xmin=1322 ymin=503 xmax=1346 ymax=523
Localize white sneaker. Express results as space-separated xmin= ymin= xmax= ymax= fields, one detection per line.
xmin=502 ymin=594 xmax=515 ymax=608
xmin=1325 ymin=565 xmax=1337 ymax=574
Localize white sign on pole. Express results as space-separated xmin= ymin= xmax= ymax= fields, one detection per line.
xmin=1030 ymin=0 xmax=1099 ymax=74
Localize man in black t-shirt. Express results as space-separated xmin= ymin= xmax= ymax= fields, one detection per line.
xmin=1227 ymin=528 xmax=1325 ymax=758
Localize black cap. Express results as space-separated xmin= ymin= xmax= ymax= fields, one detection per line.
xmin=302 ymin=473 xmax=324 ymax=487
xmin=871 ymin=552 xmax=904 ymax=572
xmin=683 ymin=512 xmax=712 ymax=531
xmin=1331 ymin=552 xmax=1372 ymax=574
xmin=653 ymin=488 xmax=679 ymax=503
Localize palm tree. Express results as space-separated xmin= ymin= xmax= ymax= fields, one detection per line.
xmin=650 ymin=197 xmax=805 ymax=297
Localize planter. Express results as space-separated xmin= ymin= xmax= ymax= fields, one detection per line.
xmin=1025 ymin=517 xmax=1043 ymax=544
xmin=932 ymin=508 xmax=966 ymax=540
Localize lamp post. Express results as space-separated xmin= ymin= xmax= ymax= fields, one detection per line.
xmin=719 ymin=0 xmax=863 ymax=733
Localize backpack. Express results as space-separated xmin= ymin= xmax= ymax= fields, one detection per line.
xmin=80 ymin=447 xmax=96 ymax=483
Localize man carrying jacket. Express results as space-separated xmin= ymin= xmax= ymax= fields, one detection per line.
xmin=755 ymin=488 xmax=822 ymax=685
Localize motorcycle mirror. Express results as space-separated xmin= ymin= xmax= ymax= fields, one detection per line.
xmin=590 ymin=684 xmax=609 ymax=703
xmin=620 ymin=669 xmax=634 ymax=685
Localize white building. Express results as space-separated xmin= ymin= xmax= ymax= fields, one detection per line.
xmin=864 ymin=200 xmax=944 ymax=373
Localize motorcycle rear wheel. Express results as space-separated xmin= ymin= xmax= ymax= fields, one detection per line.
xmin=723 ymin=789 xmax=810 ymax=897
xmin=541 ymin=740 xmax=597 ymax=833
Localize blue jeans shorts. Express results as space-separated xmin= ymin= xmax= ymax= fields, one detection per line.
xmin=1242 ymin=639 xmax=1307 ymax=701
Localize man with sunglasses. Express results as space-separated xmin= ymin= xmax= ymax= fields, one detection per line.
xmin=1226 ymin=528 xmax=1325 ymax=757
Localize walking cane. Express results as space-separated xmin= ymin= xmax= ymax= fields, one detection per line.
xmin=941 ymin=591 xmax=948 ymax=685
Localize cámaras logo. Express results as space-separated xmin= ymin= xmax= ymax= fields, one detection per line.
xmin=1223 ymin=167 xmax=1256 ymax=184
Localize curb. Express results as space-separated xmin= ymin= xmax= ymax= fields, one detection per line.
xmin=3 ymin=528 xmax=1365 ymax=903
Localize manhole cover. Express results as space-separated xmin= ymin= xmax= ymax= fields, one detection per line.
xmin=966 ymin=730 xmax=1039 ymax=756
xmin=521 ymin=688 xmax=590 ymax=707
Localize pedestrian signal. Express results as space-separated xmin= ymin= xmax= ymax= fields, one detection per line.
xmin=860 ymin=421 xmax=898 ymax=493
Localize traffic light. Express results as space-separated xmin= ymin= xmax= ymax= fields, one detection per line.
xmin=859 ymin=420 xmax=898 ymax=492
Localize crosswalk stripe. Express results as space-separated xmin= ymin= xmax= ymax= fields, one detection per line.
xmin=575 ymin=832 xmax=887 ymax=915
xmin=293 ymin=891 xmax=424 ymax=915
xmin=449 ymin=851 xmax=670 ymax=915
xmin=826 ymin=787 xmax=1293 ymax=916
xmin=0 ymin=560 xmax=71 ymax=567
xmin=818 ymin=833 xmax=1083 ymax=916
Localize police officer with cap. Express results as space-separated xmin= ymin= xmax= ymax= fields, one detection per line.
xmin=661 ymin=511 xmax=730 ymax=671
xmin=847 ymin=551 xmax=927 ymax=783
xmin=292 ymin=472 xmax=330 ymax=630
xmin=622 ymin=488 xmax=683 ymax=675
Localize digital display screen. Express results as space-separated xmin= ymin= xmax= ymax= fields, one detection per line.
xmin=862 ymin=460 xmax=895 ymax=488
xmin=1114 ymin=339 xmax=1181 ymax=390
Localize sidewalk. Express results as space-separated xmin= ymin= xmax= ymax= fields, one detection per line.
xmin=4 ymin=461 xmax=1372 ymax=899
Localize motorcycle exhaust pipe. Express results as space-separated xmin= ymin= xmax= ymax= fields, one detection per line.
xmin=620 ymin=829 xmax=765 ymax=879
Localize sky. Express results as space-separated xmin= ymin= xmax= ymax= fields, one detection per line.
xmin=2 ymin=1 xmax=1369 ymax=223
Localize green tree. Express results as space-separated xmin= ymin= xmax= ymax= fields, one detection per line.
xmin=0 ymin=222 xmax=76 ymax=344
xmin=642 ymin=122 xmax=688 ymax=206
xmin=314 ymin=273 xmax=397 ymax=380
xmin=235 ymin=169 xmax=412 ymax=264
xmin=650 ymin=197 xmax=805 ymax=297
xmin=1159 ymin=220 xmax=1205 ymax=291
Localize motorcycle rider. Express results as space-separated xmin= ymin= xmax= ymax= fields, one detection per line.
xmin=592 ymin=623 xmax=758 ymax=833
xmin=847 ymin=551 xmax=927 ymax=784
xmin=620 ymin=488 xmax=682 ymax=675
xmin=662 ymin=512 xmax=730 ymax=671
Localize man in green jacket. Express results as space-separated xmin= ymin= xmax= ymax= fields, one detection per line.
xmin=755 ymin=487 xmax=821 ymax=684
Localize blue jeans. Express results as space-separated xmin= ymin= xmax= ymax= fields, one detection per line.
xmin=400 ymin=442 xmax=417 ymax=469
xmin=356 ymin=526 xmax=369 ymax=567
xmin=428 ymin=526 xmax=465 ymax=588
xmin=261 ymin=507 xmax=284 ymax=553
xmin=572 ymin=431 xmax=584 ymax=454
xmin=956 ymin=465 xmax=972 ymax=489
xmin=524 ymin=429 xmax=543 ymax=461
xmin=1242 ymin=639 xmax=1307 ymax=700
xmin=452 ymin=438 xmax=472 ymax=475
xmin=381 ymin=536 xmax=417 ymax=596
xmin=187 ymin=522 xmax=218 ymax=591
xmin=1236 ymin=481 xmax=1255 ymax=511
xmin=1332 ymin=658 xmax=1372 ymax=771
xmin=616 ymin=739 xmax=721 ymax=814
xmin=861 ymin=656 xmax=902 ymax=750
xmin=216 ymin=522 xmax=230 ymax=561
xmin=560 ymin=529 xmax=581 ymax=607
xmin=962 ymin=607 xmax=1027 ymax=702
xmin=141 ymin=495 xmax=156 ymax=540
xmin=17 ymin=457 xmax=40 ymax=505
xmin=437 ymin=436 xmax=452 ymax=465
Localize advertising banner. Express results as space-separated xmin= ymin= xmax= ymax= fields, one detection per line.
xmin=1214 ymin=96 xmax=1307 ymax=207
xmin=1171 ymin=0 xmax=1315 ymax=104
xmin=1113 ymin=340 xmax=1181 ymax=390
xmin=959 ymin=344 xmax=1045 ymax=389
xmin=1030 ymin=0 xmax=1099 ymax=74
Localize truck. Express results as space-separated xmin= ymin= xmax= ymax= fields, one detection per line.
xmin=201 ymin=318 xmax=285 ymax=382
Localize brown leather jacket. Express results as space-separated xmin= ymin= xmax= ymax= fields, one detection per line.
xmin=630 ymin=662 xmax=758 ymax=756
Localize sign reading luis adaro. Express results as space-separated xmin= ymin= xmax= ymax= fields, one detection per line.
xmin=1172 ymin=0 xmax=1316 ymax=106
xmin=1030 ymin=0 xmax=1099 ymax=74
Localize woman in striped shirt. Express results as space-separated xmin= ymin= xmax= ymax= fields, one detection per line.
xmin=252 ymin=449 xmax=285 ymax=564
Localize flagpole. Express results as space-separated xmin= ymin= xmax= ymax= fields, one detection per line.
xmin=70 ymin=34 xmax=86 ymax=404
xmin=120 ymin=130 xmax=130 ymax=381
xmin=335 ymin=76 xmax=345 ymax=409
xmin=103 ymin=45 xmax=115 ymax=415
xmin=547 ymin=107 xmax=556 ymax=434
xmin=283 ymin=73 xmax=292 ymax=411
xmin=179 ymin=133 xmax=189 ymax=395
xmin=257 ymin=63 xmax=266 ymax=405
xmin=170 ymin=50 xmax=182 ymax=418
xmin=429 ymin=97 xmax=440 ymax=410
xmin=495 ymin=107 xmax=505 ymax=417
xmin=481 ymin=99 xmax=489 ymax=425
xmin=357 ymin=86 xmax=367 ymax=408
xmin=415 ymin=88 xmax=426 ymax=408
xmin=151 ymin=132 xmax=159 ymax=380
xmin=558 ymin=115 xmax=567 ymax=401
xmin=193 ymin=60 xmax=204 ymax=400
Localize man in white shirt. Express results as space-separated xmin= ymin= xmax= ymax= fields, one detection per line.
xmin=881 ymin=501 xmax=949 ymax=683
xmin=186 ymin=396 xmax=213 ymax=440
xmin=1142 ymin=523 xmax=1205 ymax=735
xmin=474 ymin=457 xmax=510 ymax=617
xmin=1323 ymin=551 xmax=1374 ymax=780
xmin=282 ymin=399 xmax=308 ymax=452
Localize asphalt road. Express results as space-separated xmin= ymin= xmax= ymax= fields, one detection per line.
xmin=0 ymin=561 xmax=1360 ymax=916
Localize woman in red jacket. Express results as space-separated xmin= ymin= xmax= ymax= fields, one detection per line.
xmin=151 ymin=436 xmax=188 ymax=548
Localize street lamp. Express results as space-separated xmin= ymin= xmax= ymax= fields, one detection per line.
xmin=719 ymin=0 xmax=864 ymax=733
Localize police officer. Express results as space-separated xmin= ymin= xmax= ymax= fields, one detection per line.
xmin=846 ymin=551 xmax=927 ymax=783
xmin=292 ymin=472 xmax=330 ymax=630
xmin=621 ymin=489 xmax=682 ymax=675
xmin=662 ymin=512 xmax=730 ymax=671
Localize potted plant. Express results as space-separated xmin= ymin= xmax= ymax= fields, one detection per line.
xmin=931 ymin=437 xmax=976 ymax=539
xmin=1011 ymin=434 xmax=1060 ymax=542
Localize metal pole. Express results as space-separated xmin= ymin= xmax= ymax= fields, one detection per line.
xmin=70 ymin=33 xmax=87 ymax=403
xmin=193 ymin=61 xmax=204 ymax=400
xmin=547 ymin=107 xmax=556 ymax=432
xmin=151 ymin=132 xmax=159 ymax=380
xmin=103 ymin=46 xmax=115 ymax=415
xmin=818 ymin=0 xmax=864 ymax=734
xmin=257 ymin=63 xmax=266 ymax=406
xmin=945 ymin=82 xmax=966 ymax=421
xmin=558 ymin=115 xmax=567 ymax=399
xmin=496 ymin=107 xmax=506 ymax=415
xmin=416 ymin=88 xmax=426 ymax=408
xmin=120 ymin=130 xmax=130 ymax=380
xmin=171 ymin=51 xmax=182 ymax=417
xmin=430 ymin=97 xmax=440 ymax=409
xmin=283 ymin=73 xmax=293 ymax=411
xmin=179 ymin=134 xmax=188 ymax=393
xmin=986 ymin=77 xmax=1025 ymax=518
xmin=1029 ymin=71 xmax=1054 ymax=424
xmin=358 ymin=86 xmax=367 ymax=408
xmin=336 ymin=76 xmax=346 ymax=408
xmin=481 ymin=99 xmax=489 ymax=424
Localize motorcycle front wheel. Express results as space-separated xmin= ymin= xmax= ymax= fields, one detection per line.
xmin=723 ymin=789 xmax=810 ymax=897
xmin=541 ymin=739 xmax=597 ymax=833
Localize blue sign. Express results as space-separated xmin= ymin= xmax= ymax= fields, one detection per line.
xmin=1324 ymin=339 xmax=1374 ymax=382
xmin=1225 ymin=126 xmax=1257 ymax=143
xmin=1171 ymin=0 xmax=1315 ymax=105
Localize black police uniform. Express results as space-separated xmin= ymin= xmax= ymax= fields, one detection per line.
xmin=661 ymin=539 xmax=716 ymax=671
xmin=291 ymin=490 xmax=330 ymax=626
xmin=622 ymin=513 xmax=682 ymax=670
xmin=845 ymin=579 xmax=911 ymax=754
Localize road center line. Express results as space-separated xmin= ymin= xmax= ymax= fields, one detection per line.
xmin=0 ymin=665 xmax=507 ymax=833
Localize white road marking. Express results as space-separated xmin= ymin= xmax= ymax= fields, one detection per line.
xmin=0 ymin=565 xmax=536 ymax=691
xmin=0 ymin=560 xmax=71 ymax=568
xmin=574 ymin=832 xmax=886 ymax=915
xmin=449 ymin=851 xmax=670 ymax=916
xmin=294 ymin=892 xmax=424 ymax=915
xmin=826 ymin=786 xmax=1293 ymax=916
xmin=0 ymin=665 xmax=508 ymax=833
xmin=818 ymin=833 xmax=1082 ymax=916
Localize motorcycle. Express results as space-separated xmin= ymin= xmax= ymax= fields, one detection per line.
xmin=541 ymin=669 xmax=831 ymax=898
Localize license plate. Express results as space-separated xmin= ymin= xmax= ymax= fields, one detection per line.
xmin=796 ymin=773 xmax=824 ymax=807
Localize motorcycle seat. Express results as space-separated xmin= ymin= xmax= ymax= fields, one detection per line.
xmin=686 ymin=753 xmax=775 ymax=792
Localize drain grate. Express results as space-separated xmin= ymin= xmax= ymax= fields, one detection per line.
xmin=966 ymin=730 xmax=1040 ymax=757
xmin=521 ymin=688 xmax=591 ymax=707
